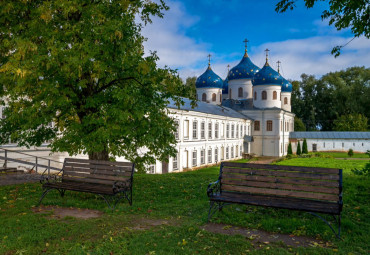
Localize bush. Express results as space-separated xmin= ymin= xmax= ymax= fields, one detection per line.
xmin=302 ymin=138 xmax=308 ymax=154
xmin=296 ymin=142 xmax=301 ymax=155
xmin=351 ymin=162 xmax=370 ymax=176
xmin=287 ymin=142 xmax=293 ymax=155
xmin=348 ymin=148 xmax=354 ymax=157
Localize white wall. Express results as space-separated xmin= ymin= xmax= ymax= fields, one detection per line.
xmin=196 ymin=88 xmax=222 ymax=105
xmin=291 ymin=139 xmax=370 ymax=153
xmin=281 ymin=92 xmax=291 ymax=112
xmin=253 ymin=84 xmax=282 ymax=109
xmin=228 ymin=79 xmax=253 ymax=100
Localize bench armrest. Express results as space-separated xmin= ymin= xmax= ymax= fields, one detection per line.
xmin=40 ymin=168 xmax=63 ymax=184
xmin=113 ymin=179 xmax=131 ymax=193
xmin=207 ymin=179 xmax=221 ymax=197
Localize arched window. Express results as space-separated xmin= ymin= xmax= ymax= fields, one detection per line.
xmin=262 ymin=91 xmax=267 ymax=100
xmin=212 ymin=93 xmax=216 ymax=101
xmin=254 ymin=92 xmax=257 ymax=100
xmin=238 ymin=87 xmax=243 ymax=97
xmin=220 ymin=94 xmax=222 ymax=102
xmin=266 ymin=120 xmax=273 ymax=131
xmin=280 ymin=92 xmax=281 ymax=101
xmin=229 ymin=89 xmax=232 ymax=99
xmin=202 ymin=93 xmax=207 ymax=102
xmin=284 ymin=97 xmax=288 ymax=105
xmin=273 ymin=91 xmax=277 ymax=100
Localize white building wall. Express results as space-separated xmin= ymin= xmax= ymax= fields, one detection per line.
xmin=243 ymin=109 xmax=294 ymax=157
xmin=228 ymin=79 xmax=253 ymax=100
xmin=196 ymin=88 xmax=222 ymax=105
xmin=253 ymin=85 xmax=282 ymax=109
xmin=281 ymin=92 xmax=291 ymax=112
xmin=291 ymin=139 xmax=370 ymax=153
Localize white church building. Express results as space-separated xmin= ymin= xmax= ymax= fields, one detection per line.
xmin=147 ymin=43 xmax=295 ymax=173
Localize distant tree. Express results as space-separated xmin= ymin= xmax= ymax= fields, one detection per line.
xmin=296 ymin=141 xmax=302 ymax=155
xmin=294 ymin=117 xmax=306 ymax=131
xmin=276 ymin=0 xmax=370 ymax=56
xmin=0 ymin=1 xmax=192 ymax=169
xmin=333 ymin=114 xmax=368 ymax=131
xmin=292 ymin=67 xmax=370 ymax=131
xmin=287 ymin=142 xmax=293 ymax=155
xmin=348 ymin=148 xmax=354 ymax=158
xmin=184 ymin=76 xmax=197 ymax=99
xmin=302 ymin=138 xmax=308 ymax=154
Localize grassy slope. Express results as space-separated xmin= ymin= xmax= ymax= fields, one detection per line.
xmin=0 ymin=158 xmax=369 ymax=254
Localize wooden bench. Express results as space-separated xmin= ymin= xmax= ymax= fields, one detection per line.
xmin=207 ymin=162 xmax=343 ymax=238
xmin=38 ymin=158 xmax=135 ymax=209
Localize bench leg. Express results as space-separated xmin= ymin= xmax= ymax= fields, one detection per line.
xmin=37 ymin=187 xmax=54 ymax=206
xmin=307 ymin=212 xmax=342 ymax=239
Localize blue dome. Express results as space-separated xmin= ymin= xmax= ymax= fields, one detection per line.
xmin=228 ymin=53 xmax=260 ymax=81
xmin=281 ymin=77 xmax=292 ymax=92
xmin=252 ymin=63 xmax=284 ymax=86
xmin=222 ymin=77 xmax=229 ymax=94
xmin=195 ymin=66 xmax=223 ymax=89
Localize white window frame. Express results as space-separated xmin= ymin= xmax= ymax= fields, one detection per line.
xmin=173 ymin=154 xmax=178 ymax=170
xmin=208 ymin=122 xmax=212 ymax=139
xmin=215 ymin=122 xmax=219 ymax=139
xmin=208 ymin=149 xmax=212 ymax=163
xmin=192 ymin=150 xmax=197 ymax=167
xmin=215 ymin=148 xmax=218 ymax=163
xmin=192 ymin=121 xmax=198 ymax=139
xmin=201 ymin=121 xmax=205 ymax=139
xmin=226 ymin=124 xmax=230 ymax=138
xmin=201 ymin=150 xmax=205 ymax=164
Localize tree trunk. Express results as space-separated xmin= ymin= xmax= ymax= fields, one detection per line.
xmin=88 ymin=149 xmax=109 ymax=161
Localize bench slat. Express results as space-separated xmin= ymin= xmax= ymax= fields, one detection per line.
xmin=65 ymin=158 xmax=133 ymax=167
xmin=63 ymin=166 xmax=132 ymax=176
xmin=222 ymin=162 xmax=340 ymax=174
xmin=222 ymin=184 xmax=339 ymax=201
xmin=44 ymin=182 xmax=115 ymax=195
xmin=223 ymin=167 xmax=339 ymax=181
xmin=223 ymin=172 xmax=339 ymax=187
xmin=222 ymin=179 xmax=339 ymax=194
xmin=63 ymin=171 xmax=130 ymax=182
xmin=63 ymin=176 xmax=115 ymax=186
xmin=210 ymin=192 xmax=340 ymax=215
xmin=64 ymin=163 xmax=133 ymax=172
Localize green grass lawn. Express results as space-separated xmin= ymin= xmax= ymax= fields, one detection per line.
xmin=310 ymin=152 xmax=369 ymax=158
xmin=1 ymin=158 xmax=369 ymax=254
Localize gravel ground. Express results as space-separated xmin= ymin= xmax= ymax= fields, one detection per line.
xmin=0 ymin=173 xmax=41 ymax=186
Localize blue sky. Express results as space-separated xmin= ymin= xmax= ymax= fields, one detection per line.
xmin=142 ymin=0 xmax=369 ymax=80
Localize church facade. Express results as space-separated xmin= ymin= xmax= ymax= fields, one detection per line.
xmin=147 ymin=43 xmax=295 ymax=173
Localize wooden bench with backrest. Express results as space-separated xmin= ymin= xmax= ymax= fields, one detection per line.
xmin=38 ymin=158 xmax=135 ymax=209
xmin=207 ymin=162 xmax=343 ymax=238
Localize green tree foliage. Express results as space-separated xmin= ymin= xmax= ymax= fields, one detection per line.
xmin=294 ymin=116 xmax=306 ymax=131
xmin=276 ymin=0 xmax=370 ymax=56
xmin=287 ymin=142 xmax=293 ymax=155
xmin=348 ymin=148 xmax=354 ymax=158
xmin=291 ymin=67 xmax=370 ymax=131
xmin=296 ymin=141 xmax=302 ymax=155
xmin=184 ymin=76 xmax=197 ymax=99
xmin=0 ymin=1 xmax=192 ymax=167
xmin=302 ymin=138 xmax=308 ymax=154
xmin=333 ymin=114 xmax=368 ymax=131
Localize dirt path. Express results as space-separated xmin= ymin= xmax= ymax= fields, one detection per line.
xmin=251 ymin=156 xmax=279 ymax=164
xmin=202 ymin=223 xmax=333 ymax=249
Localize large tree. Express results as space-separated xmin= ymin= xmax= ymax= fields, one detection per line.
xmin=291 ymin=67 xmax=370 ymax=131
xmin=333 ymin=114 xmax=368 ymax=131
xmin=276 ymin=0 xmax=370 ymax=56
xmin=0 ymin=1 xmax=191 ymax=169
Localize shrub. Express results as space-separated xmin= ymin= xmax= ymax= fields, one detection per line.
xmin=296 ymin=142 xmax=301 ymax=155
xmin=302 ymin=138 xmax=308 ymax=154
xmin=351 ymin=162 xmax=370 ymax=176
xmin=287 ymin=142 xmax=293 ymax=155
xmin=348 ymin=148 xmax=354 ymax=157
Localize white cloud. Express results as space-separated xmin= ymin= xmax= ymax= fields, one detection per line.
xmin=251 ymin=36 xmax=370 ymax=80
xmin=142 ymin=2 xmax=370 ymax=81
xmin=142 ymin=1 xmax=209 ymax=70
